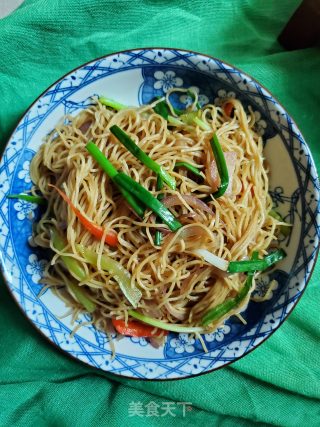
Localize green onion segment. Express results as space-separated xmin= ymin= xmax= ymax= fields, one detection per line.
xmin=110 ymin=125 xmax=176 ymax=190
xmin=210 ymin=134 xmax=229 ymax=198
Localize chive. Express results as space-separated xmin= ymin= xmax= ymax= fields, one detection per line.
xmin=7 ymin=194 xmax=46 ymax=205
xmin=65 ymin=277 xmax=96 ymax=313
xmin=171 ymin=111 xmax=211 ymax=131
xmin=202 ymin=275 xmax=253 ymax=325
xmin=110 ymin=125 xmax=176 ymax=190
xmin=86 ymin=141 xmax=145 ymax=217
xmin=153 ymin=94 xmax=205 ymax=127
xmin=250 ymin=251 xmax=259 ymax=263
xmin=228 ymin=249 xmax=286 ymax=273
xmin=155 ymin=96 xmax=211 ymax=131
xmin=153 ymin=100 xmax=184 ymax=125
xmin=269 ymin=209 xmax=282 ymax=221
xmin=174 ymin=161 xmax=203 ymax=177
xmin=99 ymin=96 xmax=127 ymax=111
xmin=167 ymin=115 xmax=184 ymax=126
xmin=156 ymin=175 xmax=164 ymax=194
xmin=153 ymin=97 xmax=183 ymax=118
xmin=154 ymin=228 xmax=162 ymax=246
xmin=201 ymin=251 xmax=258 ymax=326
xmin=128 ymin=310 xmax=206 ymax=333
xmin=153 ymin=99 xmax=170 ymax=120
xmin=86 ymin=142 xmax=182 ymax=232
xmin=179 ymin=111 xmax=199 ymax=125
xmin=113 ymin=173 xmax=182 ymax=232
xmin=120 ymin=189 xmax=145 ymax=217
xmin=86 ymin=141 xmax=118 ymax=178
xmin=51 ymin=228 xmax=87 ymax=282
xmin=269 ymin=210 xmax=291 ymax=237
xmin=193 ymin=116 xmax=211 ymax=131
xmin=167 ymin=112 xmax=211 ymax=131
xmin=154 ymin=175 xmax=164 ymax=246
xmin=210 ymin=134 xmax=229 ymax=198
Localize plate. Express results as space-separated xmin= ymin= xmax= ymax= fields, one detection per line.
xmin=1 ymin=48 xmax=319 ymax=380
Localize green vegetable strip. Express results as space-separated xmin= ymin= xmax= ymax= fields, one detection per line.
xmin=154 ymin=175 xmax=164 ymax=246
xmin=113 ymin=173 xmax=182 ymax=232
xmin=172 ymin=106 xmax=184 ymax=116
xmin=153 ymin=99 xmax=170 ymax=120
xmin=269 ymin=209 xmax=282 ymax=221
xmin=193 ymin=116 xmax=211 ymax=131
xmin=251 ymin=251 xmax=259 ymax=263
xmin=167 ymin=115 xmax=184 ymax=126
xmin=64 ymin=276 xmax=96 ymax=313
xmin=110 ymin=125 xmax=176 ymax=190
xmin=179 ymin=111 xmax=199 ymax=125
xmin=156 ymin=176 xmax=164 ymax=197
xmin=7 ymin=194 xmax=46 ymax=205
xmin=128 ymin=310 xmax=206 ymax=333
xmin=86 ymin=141 xmax=118 ymax=178
xmin=228 ymin=249 xmax=286 ymax=273
xmin=153 ymin=97 xmax=183 ymax=117
xmin=51 ymin=228 xmax=87 ymax=282
xmin=269 ymin=210 xmax=291 ymax=237
xmin=178 ymin=112 xmax=211 ymax=131
xmin=202 ymin=298 xmax=242 ymax=326
xmin=76 ymin=244 xmax=142 ymax=308
xmin=152 ymin=93 xmax=207 ymax=129
xmin=174 ymin=162 xmax=202 ymax=177
xmin=86 ymin=142 xmax=181 ymax=232
xmin=210 ymin=134 xmax=229 ymax=198
xmin=202 ymin=251 xmax=258 ymax=326
xmin=86 ymin=141 xmax=145 ymax=217
xmin=119 ymin=188 xmax=145 ymax=218
xmin=99 ymin=96 xmax=127 ymax=111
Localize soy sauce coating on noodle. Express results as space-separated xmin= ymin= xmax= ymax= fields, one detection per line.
xmin=30 ymin=91 xmax=280 ymax=340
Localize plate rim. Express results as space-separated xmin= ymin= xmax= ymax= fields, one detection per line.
xmin=1 ymin=46 xmax=319 ymax=381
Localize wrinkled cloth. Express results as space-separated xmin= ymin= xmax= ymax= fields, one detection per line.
xmin=0 ymin=1 xmax=319 ymax=426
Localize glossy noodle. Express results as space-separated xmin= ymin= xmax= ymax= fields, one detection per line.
xmin=29 ymin=89 xmax=283 ymax=346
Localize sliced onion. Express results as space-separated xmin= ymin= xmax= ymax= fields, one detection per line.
xmin=79 ymin=120 xmax=92 ymax=134
xmin=179 ymin=225 xmax=208 ymax=241
xmin=193 ymin=248 xmax=229 ymax=271
xmin=156 ymin=227 xmax=172 ymax=236
xmin=179 ymin=212 xmax=203 ymax=223
xmin=162 ymin=195 xmax=214 ymax=215
xmin=206 ymin=151 xmax=237 ymax=195
xmin=161 ymin=224 xmax=211 ymax=255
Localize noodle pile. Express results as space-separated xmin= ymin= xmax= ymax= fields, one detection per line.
xmin=30 ymin=90 xmax=279 ymax=341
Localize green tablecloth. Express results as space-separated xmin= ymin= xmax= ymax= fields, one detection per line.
xmin=0 ymin=1 xmax=319 ymax=425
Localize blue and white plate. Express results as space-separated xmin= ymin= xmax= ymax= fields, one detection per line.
xmin=0 ymin=48 xmax=319 ymax=380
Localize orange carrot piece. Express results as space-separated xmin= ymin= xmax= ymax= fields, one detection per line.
xmin=49 ymin=184 xmax=118 ymax=247
xmin=224 ymin=102 xmax=234 ymax=117
xmin=112 ymin=318 xmax=168 ymax=337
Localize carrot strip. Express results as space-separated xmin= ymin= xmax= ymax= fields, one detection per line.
xmin=224 ymin=102 xmax=234 ymax=117
xmin=49 ymin=184 xmax=118 ymax=247
xmin=112 ymin=318 xmax=168 ymax=338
